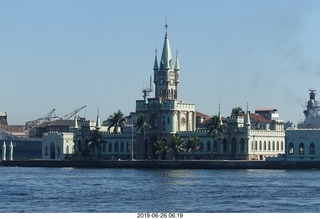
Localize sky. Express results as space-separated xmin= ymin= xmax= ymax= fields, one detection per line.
xmin=1 ymin=0 xmax=320 ymax=125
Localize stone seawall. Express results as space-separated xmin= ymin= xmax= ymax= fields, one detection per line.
xmin=1 ymin=160 xmax=320 ymax=169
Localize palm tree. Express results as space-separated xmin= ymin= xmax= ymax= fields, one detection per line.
xmin=88 ymin=129 xmax=105 ymax=159
xmin=231 ymin=107 xmax=244 ymax=116
xmin=170 ymin=134 xmax=185 ymax=160
xmin=207 ymin=115 xmax=224 ymax=160
xmin=108 ymin=110 xmax=126 ymax=159
xmin=107 ymin=110 xmax=126 ymax=133
xmin=186 ymin=136 xmax=203 ymax=159
xmin=154 ymin=139 xmax=169 ymax=160
xmin=134 ymin=114 xmax=151 ymax=159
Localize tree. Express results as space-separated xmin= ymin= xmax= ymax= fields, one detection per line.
xmin=88 ymin=129 xmax=105 ymax=159
xmin=154 ymin=139 xmax=170 ymax=160
xmin=108 ymin=110 xmax=126 ymax=159
xmin=134 ymin=114 xmax=151 ymax=159
xmin=107 ymin=110 xmax=126 ymax=133
xmin=231 ymin=107 xmax=244 ymax=116
xmin=207 ymin=115 xmax=224 ymax=160
xmin=186 ymin=136 xmax=203 ymax=159
xmin=170 ymin=134 xmax=185 ymax=160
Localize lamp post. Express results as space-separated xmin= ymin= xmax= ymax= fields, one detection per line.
xmin=130 ymin=112 xmax=135 ymax=161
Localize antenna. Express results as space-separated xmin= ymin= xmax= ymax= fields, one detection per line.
xmin=142 ymin=76 xmax=153 ymax=102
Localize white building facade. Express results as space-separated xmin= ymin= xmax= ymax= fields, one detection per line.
xmin=42 ymin=132 xmax=74 ymax=160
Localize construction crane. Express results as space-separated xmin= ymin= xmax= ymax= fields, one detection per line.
xmin=59 ymin=105 xmax=86 ymax=120
xmin=26 ymin=109 xmax=58 ymax=129
xmin=142 ymin=76 xmax=153 ymax=102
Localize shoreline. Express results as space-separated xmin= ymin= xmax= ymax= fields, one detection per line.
xmin=1 ymin=159 xmax=320 ymax=169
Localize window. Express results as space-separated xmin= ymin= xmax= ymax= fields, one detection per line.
xmin=289 ymin=143 xmax=294 ymax=154
xmin=281 ymin=142 xmax=284 ymax=151
xmin=45 ymin=146 xmax=48 ymax=156
xmin=223 ymin=138 xmax=227 ymax=153
xmin=255 ymin=141 xmax=257 ymax=151
xmin=214 ymin=141 xmax=218 ymax=152
xmin=109 ymin=142 xmax=112 ymax=152
xmin=259 ymin=141 xmax=262 ymax=151
xmin=115 ymin=142 xmax=118 ymax=152
xmin=310 ymin=143 xmax=315 ymax=155
xmin=276 ymin=142 xmax=279 ymax=151
xmin=299 ymin=143 xmax=304 ymax=155
xmin=66 ymin=146 xmax=69 ymax=154
xmin=207 ymin=141 xmax=211 ymax=152
xmin=263 ymin=141 xmax=266 ymax=151
xmin=103 ymin=143 xmax=106 ymax=152
xmin=268 ymin=141 xmax=271 ymax=151
xmin=127 ymin=141 xmax=130 ymax=152
xmin=120 ymin=142 xmax=124 ymax=152
xmin=167 ymin=117 xmax=170 ymax=124
xmin=272 ymin=141 xmax=275 ymax=151
xmin=240 ymin=139 xmax=245 ymax=153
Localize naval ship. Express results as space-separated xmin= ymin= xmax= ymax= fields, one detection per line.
xmin=298 ymin=89 xmax=320 ymax=128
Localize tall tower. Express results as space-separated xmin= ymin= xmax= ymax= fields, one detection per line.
xmin=153 ymin=24 xmax=180 ymax=102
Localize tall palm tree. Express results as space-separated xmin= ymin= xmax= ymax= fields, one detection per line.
xmin=207 ymin=115 xmax=224 ymax=160
xmin=134 ymin=114 xmax=151 ymax=159
xmin=186 ymin=136 xmax=203 ymax=159
xmin=107 ymin=110 xmax=126 ymax=133
xmin=154 ymin=139 xmax=169 ymax=160
xmin=108 ymin=110 xmax=126 ymax=159
xmin=231 ymin=107 xmax=244 ymax=116
xmin=88 ymin=129 xmax=105 ymax=159
xmin=170 ymin=134 xmax=185 ymax=160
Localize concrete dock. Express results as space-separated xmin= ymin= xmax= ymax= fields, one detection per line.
xmin=1 ymin=159 xmax=320 ymax=169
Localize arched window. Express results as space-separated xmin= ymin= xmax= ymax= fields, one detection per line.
xmin=299 ymin=143 xmax=304 ymax=155
xmin=207 ymin=141 xmax=211 ymax=152
xmin=45 ymin=146 xmax=48 ymax=156
xmin=120 ymin=142 xmax=124 ymax=152
xmin=259 ymin=141 xmax=262 ymax=151
xmin=109 ymin=142 xmax=112 ymax=152
xmin=66 ymin=146 xmax=69 ymax=154
xmin=281 ymin=142 xmax=284 ymax=151
xmin=214 ymin=141 xmax=218 ymax=152
xmin=276 ymin=141 xmax=279 ymax=151
xmin=310 ymin=143 xmax=315 ymax=155
xmin=255 ymin=141 xmax=258 ymax=151
xmin=115 ymin=142 xmax=118 ymax=153
xmin=223 ymin=138 xmax=227 ymax=153
xmin=272 ymin=141 xmax=275 ymax=151
xmin=268 ymin=141 xmax=271 ymax=151
xmin=289 ymin=143 xmax=294 ymax=154
xmin=263 ymin=141 xmax=266 ymax=151
xmin=240 ymin=138 xmax=245 ymax=153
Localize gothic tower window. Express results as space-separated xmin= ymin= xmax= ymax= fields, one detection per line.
xmin=310 ymin=143 xmax=315 ymax=155
xmin=299 ymin=143 xmax=304 ymax=155
xmin=289 ymin=143 xmax=294 ymax=154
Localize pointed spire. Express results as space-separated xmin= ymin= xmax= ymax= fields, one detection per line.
xmin=218 ymin=104 xmax=223 ymax=126
xmin=73 ymin=114 xmax=78 ymax=130
xmin=245 ymin=103 xmax=251 ymax=127
xmin=174 ymin=50 xmax=180 ymax=70
xmin=160 ymin=23 xmax=173 ymax=71
xmin=96 ymin=108 xmax=101 ymax=130
xmin=153 ymin=49 xmax=158 ymax=71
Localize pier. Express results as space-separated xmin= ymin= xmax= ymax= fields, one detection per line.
xmin=1 ymin=160 xmax=320 ymax=169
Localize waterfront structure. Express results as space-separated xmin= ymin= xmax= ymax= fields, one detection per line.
xmin=42 ymin=131 xmax=74 ymax=160
xmin=69 ymin=25 xmax=286 ymax=160
xmin=286 ymin=90 xmax=320 ymax=160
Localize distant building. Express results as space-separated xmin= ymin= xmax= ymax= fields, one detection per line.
xmin=0 ymin=112 xmax=8 ymax=125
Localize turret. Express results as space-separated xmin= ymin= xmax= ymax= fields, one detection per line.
xmin=2 ymin=141 xmax=6 ymax=160
xmin=96 ymin=108 xmax=101 ymax=130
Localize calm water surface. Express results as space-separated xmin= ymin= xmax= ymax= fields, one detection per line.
xmin=0 ymin=167 xmax=320 ymax=213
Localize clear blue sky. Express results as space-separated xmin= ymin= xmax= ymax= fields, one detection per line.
xmin=1 ymin=0 xmax=320 ymax=125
